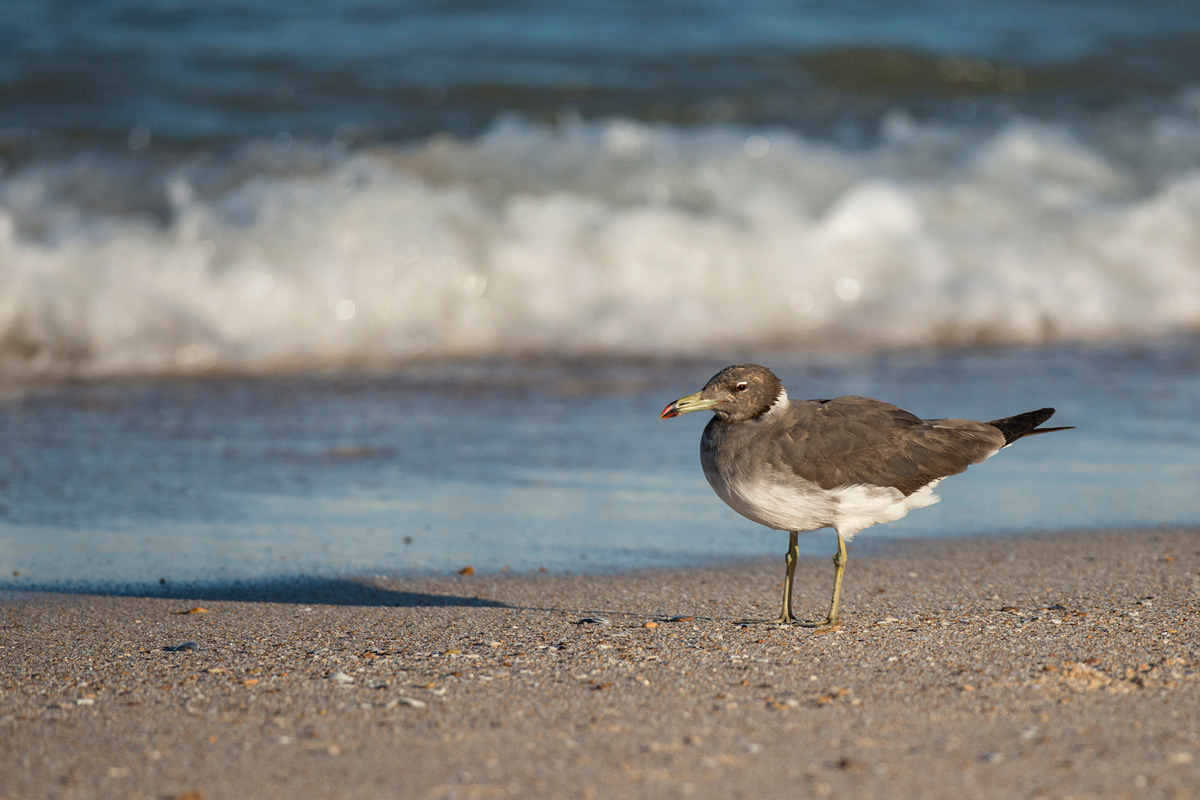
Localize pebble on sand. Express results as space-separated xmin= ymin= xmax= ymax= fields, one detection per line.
xmin=386 ymin=697 xmax=427 ymax=709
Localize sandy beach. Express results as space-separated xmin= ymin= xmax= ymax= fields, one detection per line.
xmin=2 ymin=527 xmax=1198 ymax=800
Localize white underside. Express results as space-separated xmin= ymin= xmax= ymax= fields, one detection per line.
xmin=707 ymin=467 xmax=942 ymax=540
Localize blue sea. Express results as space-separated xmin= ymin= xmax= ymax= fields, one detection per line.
xmin=2 ymin=0 xmax=1199 ymax=589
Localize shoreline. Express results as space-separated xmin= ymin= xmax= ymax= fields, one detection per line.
xmin=3 ymin=523 xmax=1188 ymax=597
xmin=3 ymin=527 xmax=1199 ymax=799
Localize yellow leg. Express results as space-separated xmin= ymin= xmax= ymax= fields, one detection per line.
xmin=827 ymin=531 xmax=848 ymax=624
xmin=777 ymin=531 xmax=800 ymax=623
xmin=798 ymin=530 xmax=846 ymax=628
xmin=736 ymin=531 xmax=799 ymax=625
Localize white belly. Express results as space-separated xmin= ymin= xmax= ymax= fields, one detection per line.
xmin=705 ymin=463 xmax=941 ymax=540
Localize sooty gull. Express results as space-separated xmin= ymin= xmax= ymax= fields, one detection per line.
xmin=660 ymin=364 xmax=1072 ymax=627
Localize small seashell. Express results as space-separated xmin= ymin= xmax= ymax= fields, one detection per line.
xmin=329 ymin=671 xmax=355 ymax=685
xmin=164 ymin=642 xmax=200 ymax=652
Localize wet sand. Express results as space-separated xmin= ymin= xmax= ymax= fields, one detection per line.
xmin=3 ymin=528 xmax=1199 ymax=800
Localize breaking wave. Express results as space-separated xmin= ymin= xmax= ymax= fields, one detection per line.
xmin=4 ymin=98 xmax=1200 ymax=378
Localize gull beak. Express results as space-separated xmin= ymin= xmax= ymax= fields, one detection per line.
xmin=660 ymin=391 xmax=722 ymax=419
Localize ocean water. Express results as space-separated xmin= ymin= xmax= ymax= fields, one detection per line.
xmin=3 ymin=342 xmax=1199 ymax=588
xmin=2 ymin=0 xmax=1199 ymax=588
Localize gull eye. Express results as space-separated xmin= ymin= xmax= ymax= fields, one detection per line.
xmin=734 ymin=382 xmax=748 ymax=392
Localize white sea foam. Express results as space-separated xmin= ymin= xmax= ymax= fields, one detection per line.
xmin=3 ymin=101 xmax=1200 ymax=378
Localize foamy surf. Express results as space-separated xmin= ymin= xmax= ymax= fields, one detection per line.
xmin=3 ymin=101 xmax=1200 ymax=379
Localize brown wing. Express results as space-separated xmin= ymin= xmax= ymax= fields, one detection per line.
xmin=766 ymin=396 xmax=1007 ymax=495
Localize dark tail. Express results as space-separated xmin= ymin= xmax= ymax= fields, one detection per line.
xmin=986 ymin=408 xmax=1073 ymax=446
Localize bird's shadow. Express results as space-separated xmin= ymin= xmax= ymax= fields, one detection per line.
xmin=1 ymin=575 xmax=510 ymax=608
